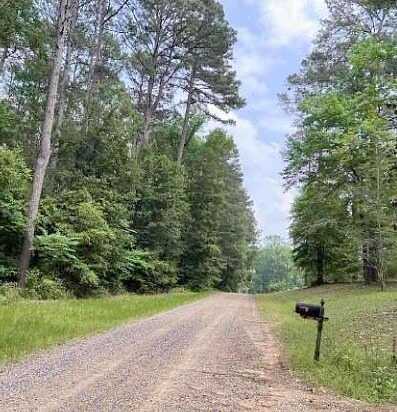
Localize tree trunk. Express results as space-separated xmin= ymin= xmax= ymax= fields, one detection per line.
xmin=86 ymin=0 xmax=106 ymax=106
xmin=83 ymin=0 xmax=106 ymax=137
xmin=377 ymin=240 xmax=386 ymax=291
xmin=362 ymin=241 xmax=378 ymax=284
xmin=18 ymin=0 xmax=74 ymax=288
xmin=141 ymin=108 xmax=153 ymax=146
xmin=375 ymin=142 xmax=386 ymax=291
xmin=177 ymin=64 xmax=196 ymax=164
xmin=138 ymin=74 xmax=158 ymax=149
xmin=52 ymin=1 xmax=79 ymax=169
xmin=0 ymin=46 xmax=8 ymax=74
xmin=315 ymin=246 xmax=325 ymax=286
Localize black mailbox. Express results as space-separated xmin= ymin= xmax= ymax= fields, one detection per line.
xmin=295 ymin=299 xmax=328 ymax=361
xmin=295 ymin=303 xmax=324 ymax=320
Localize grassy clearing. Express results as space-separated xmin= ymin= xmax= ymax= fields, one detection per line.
xmin=0 ymin=292 xmax=209 ymax=365
xmin=257 ymin=284 xmax=397 ymax=405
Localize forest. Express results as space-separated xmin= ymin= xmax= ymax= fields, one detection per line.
xmin=0 ymin=0 xmax=257 ymax=298
xmin=284 ymin=0 xmax=397 ymax=289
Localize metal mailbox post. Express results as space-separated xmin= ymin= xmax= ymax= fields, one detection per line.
xmin=295 ymin=299 xmax=328 ymax=361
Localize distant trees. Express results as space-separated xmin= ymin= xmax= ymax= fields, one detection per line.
xmin=250 ymin=237 xmax=304 ymax=293
xmin=0 ymin=0 xmax=255 ymax=296
xmin=284 ymin=0 xmax=397 ymax=288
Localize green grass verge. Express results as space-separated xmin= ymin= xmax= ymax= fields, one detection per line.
xmin=0 ymin=292 xmax=209 ymax=365
xmin=257 ymin=284 xmax=397 ymax=404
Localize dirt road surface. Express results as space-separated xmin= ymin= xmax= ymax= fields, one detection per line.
xmin=0 ymin=294 xmax=394 ymax=411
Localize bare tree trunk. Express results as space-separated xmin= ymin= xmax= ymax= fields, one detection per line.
xmin=18 ymin=0 xmax=74 ymax=288
xmin=362 ymin=241 xmax=378 ymax=284
xmin=141 ymin=109 xmax=153 ymax=146
xmin=315 ymin=246 xmax=325 ymax=286
xmin=375 ymin=142 xmax=386 ymax=291
xmin=177 ymin=64 xmax=196 ymax=164
xmin=83 ymin=0 xmax=106 ymax=137
xmin=85 ymin=0 xmax=128 ymax=106
xmin=135 ymin=19 xmax=165 ymax=150
xmin=138 ymin=76 xmax=155 ymax=148
xmin=86 ymin=0 xmax=106 ymax=106
xmin=0 ymin=46 xmax=8 ymax=74
xmin=52 ymin=1 xmax=79 ymax=169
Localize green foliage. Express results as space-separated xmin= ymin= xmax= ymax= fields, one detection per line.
xmin=0 ymin=0 xmax=254 ymax=297
xmin=290 ymin=185 xmax=360 ymax=285
xmin=182 ymin=130 xmax=256 ymax=291
xmin=285 ymin=3 xmax=397 ymax=287
xmin=117 ymin=249 xmax=177 ymax=293
xmin=0 ymin=0 xmax=38 ymax=51
xmin=134 ymin=153 xmax=188 ymax=264
xmin=0 ymin=148 xmax=29 ymax=280
xmin=0 ymin=101 xmax=19 ymax=146
xmin=22 ymin=270 xmax=67 ymax=300
xmin=34 ymin=232 xmax=99 ymax=295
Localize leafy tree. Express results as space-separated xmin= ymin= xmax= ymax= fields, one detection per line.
xmin=284 ymin=1 xmax=397 ymax=288
xmin=290 ymin=185 xmax=359 ymax=286
xmin=121 ymin=0 xmax=191 ymax=146
xmin=133 ymin=152 xmax=189 ymax=267
xmin=176 ymin=0 xmax=244 ymax=162
xmin=182 ymin=130 xmax=256 ymax=291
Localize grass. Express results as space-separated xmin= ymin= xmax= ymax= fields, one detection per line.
xmin=0 ymin=291 xmax=209 ymax=365
xmin=257 ymin=284 xmax=397 ymax=405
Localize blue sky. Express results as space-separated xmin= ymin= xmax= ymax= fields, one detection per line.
xmin=216 ymin=0 xmax=327 ymax=239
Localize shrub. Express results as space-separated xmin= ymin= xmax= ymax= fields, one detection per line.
xmin=34 ymin=233 xmax=102 ymax=296
xmin=33 ymin=188 xmax=179 ymax=296
xmin=118 ymin=250 xmax=177 ymax=293
xmin=22 ymin=270 xmax=67 ymax=300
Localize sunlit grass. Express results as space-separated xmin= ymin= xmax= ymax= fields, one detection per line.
xmin=257 ymin=284 xmax=397 ymax=404
xmin=0 ymin=292 xmax=209 ymax=365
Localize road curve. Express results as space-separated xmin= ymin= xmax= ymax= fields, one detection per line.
xmin=0 ymin=294 xmax=392 ymax=411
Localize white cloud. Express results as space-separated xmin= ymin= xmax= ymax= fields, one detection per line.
xmin=233 ymin=27 xmax=280 ymax=98
xmin=211 ymin=0 xmax=326 ymax=237
xmin=260 ymin=0 xmax=327 ymax=46
xmin=229 ymin=116 xmax=293 ymax=239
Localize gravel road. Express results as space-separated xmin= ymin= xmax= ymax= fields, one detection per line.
xmin=0 ymin=294 xmax=394 ymax=411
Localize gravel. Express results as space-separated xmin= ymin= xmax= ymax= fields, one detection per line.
xmin=0 ymin=294 xmax=394 ymax=411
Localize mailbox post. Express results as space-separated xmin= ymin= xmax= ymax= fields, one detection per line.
xmin=314 ymin=299 xmax=325 ymax=361
xmin=295 ymin=299 xmax=328 ymax=362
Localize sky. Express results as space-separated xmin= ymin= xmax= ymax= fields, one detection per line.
xmin=217 ymin=0 xmax=328 ymax=240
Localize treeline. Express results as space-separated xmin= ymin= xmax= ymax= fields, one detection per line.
xmin=284 ymin=0 xmax=397 ymax=288
xmin=250 ymin=236 xmax=304 ymax=293
xmin=0 ymin=0 xmax=256 ymax=297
